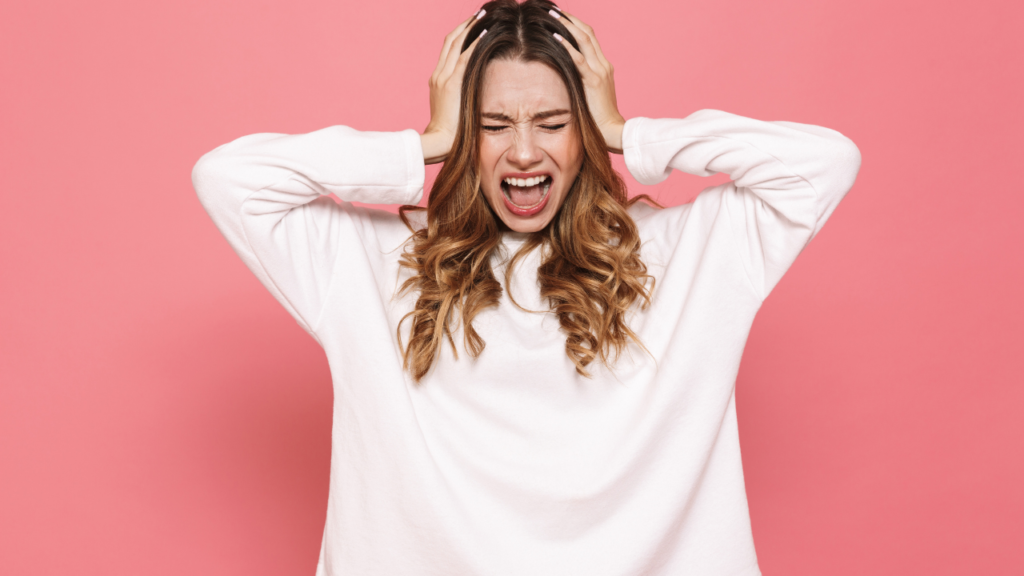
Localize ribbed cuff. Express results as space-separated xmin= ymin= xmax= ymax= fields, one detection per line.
xmin=622 ymin=117 xmax=652 ymax=185
xmin=399 ymin=129 xmax=426 ymax=205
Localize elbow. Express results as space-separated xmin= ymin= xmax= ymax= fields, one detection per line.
xmin=191 ymin=132 xmax=283 ymax=208
xmin=830 ymin=127 xmax=862 ymax=172
xmin=191 ymin=152 xmax=213 ymax=201
xmin=802 ymin=132 xmax=862 ymax=240
xmin=833 ymin=134 xmax=862 ymax=197
xmin=818 ymin=129 xmax=862 ymax=201
xmin=191 ymin=145 xmax=239 ymax=210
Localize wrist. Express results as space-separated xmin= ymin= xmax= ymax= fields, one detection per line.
xmin=603 ymin=120 xmax=625 ymax=155
xmin=420 ymin=130 xmax=451 ymax=165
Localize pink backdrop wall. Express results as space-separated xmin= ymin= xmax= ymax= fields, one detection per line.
xmin=2 ymin=0 xmax=1022 ymax=574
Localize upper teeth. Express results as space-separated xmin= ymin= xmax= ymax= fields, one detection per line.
xmin=504 ymin=175 xmax=549 ymax=187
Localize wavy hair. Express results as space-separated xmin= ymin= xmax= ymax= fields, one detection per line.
xmin=397 ymin=0 xmax=658 ymax=382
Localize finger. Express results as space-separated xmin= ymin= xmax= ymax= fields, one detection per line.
xmin=553 ymin=31 xmax=596 ymax=80
xmin=553 ymin=10 xmax=611 ymax=73
xmin=432 ymin=19 xmax=470 ymax=79
xmin=432 ymin=12 xmax=479 ymax=79
xmin=554 ymin=11 xmax=608 ymax=72
xmin=433 ymin=11 xmax=485 ymax=80
xmin=452 ymin=30 xmax=486 ymax=79
xmin=440 ymin=17 xmax=484 ymax=81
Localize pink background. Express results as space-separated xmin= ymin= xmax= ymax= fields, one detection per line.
xmin=2 ymin=0 xmax=1022 ymax=574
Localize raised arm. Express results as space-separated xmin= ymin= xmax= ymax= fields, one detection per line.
xmin=191 ymin=126 xmax=425 ymax=337
xmin=191 ymin=12 xmax=489 ymax=338
xmin=623 ymin=110 xmax=862 ymax=300
xmin=551 ymin=8 xmax=862 ymax=301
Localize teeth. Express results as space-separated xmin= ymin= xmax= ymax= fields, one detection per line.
xmin=503 ymin=175 xmax=549 ymax=187
xmin=502 ymin=180 xmax=552 ymax=208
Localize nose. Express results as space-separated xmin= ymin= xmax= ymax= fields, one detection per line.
xmin=508 ymin=126 xmax=543 ymax=168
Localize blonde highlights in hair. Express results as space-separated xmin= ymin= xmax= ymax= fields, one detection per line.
xmin=397 ymin=0 xmax=657 ymax=382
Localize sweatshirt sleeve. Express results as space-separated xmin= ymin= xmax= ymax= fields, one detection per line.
xmin=191 ymin=126 xmax=425 ymax=337
xmin=622 ymin=109 xmax=862 ymax=301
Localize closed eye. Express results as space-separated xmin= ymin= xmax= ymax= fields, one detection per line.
xmin=482 ymin=123 xmax=567 ymax=132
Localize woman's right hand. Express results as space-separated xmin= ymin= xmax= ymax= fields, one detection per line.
xmin=421 ymin=10 xmax=487 ymax=165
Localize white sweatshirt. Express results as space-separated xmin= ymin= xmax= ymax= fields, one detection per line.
xmin=192 ymin=109 xmax=861 ymax=576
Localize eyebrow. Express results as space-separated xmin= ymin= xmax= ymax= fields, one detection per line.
xmin=481 ymin=109 xmax=571 ymax=122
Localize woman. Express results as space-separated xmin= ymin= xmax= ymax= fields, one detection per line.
xmin=192 ymin=1 xmax=861 ymax=574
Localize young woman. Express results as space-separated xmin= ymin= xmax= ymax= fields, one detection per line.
xmin=192 ymin=1 xmax=861 ymax=574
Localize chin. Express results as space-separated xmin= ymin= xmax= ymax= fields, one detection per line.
xmin=502 ymin=215 xmax=552 ymax=233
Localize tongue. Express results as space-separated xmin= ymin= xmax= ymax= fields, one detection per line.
xmin=509 ymin=183 xmax=545 ymax=207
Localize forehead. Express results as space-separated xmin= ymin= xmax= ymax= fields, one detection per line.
xmin=480 ymin=59 xmax=570 ymax=117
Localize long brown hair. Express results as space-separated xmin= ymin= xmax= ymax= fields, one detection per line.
xmin=398 ymin=0 xmax=657 ymax=381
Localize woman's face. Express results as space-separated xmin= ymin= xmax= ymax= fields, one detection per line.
xmin=477 ymin=59 xmax=583 ymax=233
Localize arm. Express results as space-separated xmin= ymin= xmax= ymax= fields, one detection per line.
xmin=191 ymin=126 xmax=425 ymax=337
xmin=191 ymin=11 xmax=487 ymax=337
xmin=622 ymin=110 xmax=862 ymax=300
xmin=552 ymin=10 xmax=862 ymax=301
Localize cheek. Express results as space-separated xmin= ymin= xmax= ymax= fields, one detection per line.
xmin=477 ymin=141 xmax=501 ymax=198
xmin=478 ymin=136 xmax=507 ymax=165
xmin=547 ymin=132 xmax=580 ymax=166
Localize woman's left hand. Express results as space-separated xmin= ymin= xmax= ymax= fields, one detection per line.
xmin=551 ymin=9 xmax=625 ymax=154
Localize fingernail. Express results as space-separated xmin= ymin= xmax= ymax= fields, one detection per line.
xmin=553 ymin=5 xmax=563 ymax=12
xmin=479 ymin=29 xmax=487 ymax=38
xmin=476 ymin=8 xmax=486 ymax=20
xmin=553 ymin=32 xmax=564 ymax=41
xmin=549 ymin=8 xmax=560 ymax=19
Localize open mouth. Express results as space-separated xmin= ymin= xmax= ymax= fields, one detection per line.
xmin=500 ymin=175 xmax=552 ymax=217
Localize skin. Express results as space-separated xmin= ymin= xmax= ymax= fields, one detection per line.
xmin=477 ymin=59 xmax=580 ymax=232
xmin=420 ymin=8 xmax=626 ymax=232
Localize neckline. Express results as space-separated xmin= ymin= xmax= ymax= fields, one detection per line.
xmin=500 ymin=231 xmax=533 ymax=245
